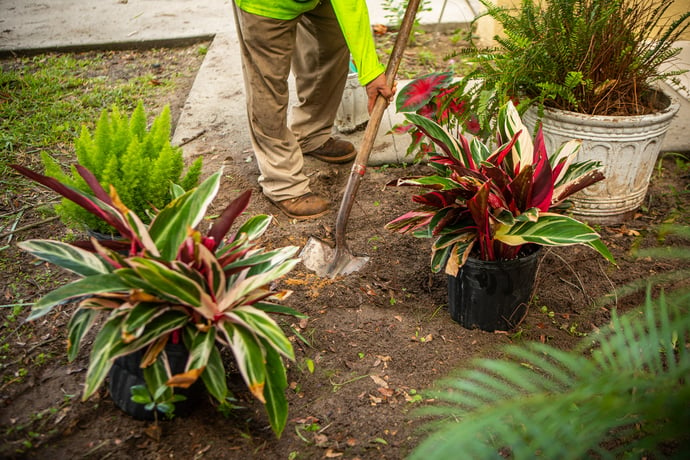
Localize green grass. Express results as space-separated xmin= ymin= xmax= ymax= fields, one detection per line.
xmin=0 ymin=50 xmax=188 ymax=192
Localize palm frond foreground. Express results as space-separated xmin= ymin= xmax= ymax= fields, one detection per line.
xmin=411 ymin=287 xmax=690 ymax=459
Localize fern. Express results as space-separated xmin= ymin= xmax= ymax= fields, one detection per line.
xmin=411 ymin=225 xmax=690 ymax=458
xmin=411 ymin=289 xmax=690 ymax=459
xmin=42 ymin=102 xmax=203 ymax=233
xmin=468 ymin=0 xmax=690 ymax=119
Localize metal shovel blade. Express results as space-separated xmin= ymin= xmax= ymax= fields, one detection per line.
xmin=298 ymin=0 xmax=419 ymax=278
xmin=300 ymin=236 xmax=370 ymax=278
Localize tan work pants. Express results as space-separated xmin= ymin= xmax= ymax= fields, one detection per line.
xmin=232 ymin=1 xmax=350 ymax=201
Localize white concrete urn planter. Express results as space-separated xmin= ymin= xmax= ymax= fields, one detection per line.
xmin=523 ymin=91 xmax=679 ymax=225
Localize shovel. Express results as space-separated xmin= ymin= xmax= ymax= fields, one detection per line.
xmin=300 ymin=0 xmax=421 ymax=277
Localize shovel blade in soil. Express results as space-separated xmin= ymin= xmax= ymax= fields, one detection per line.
xmin=300 ymin=236 xmax=369 ymax=278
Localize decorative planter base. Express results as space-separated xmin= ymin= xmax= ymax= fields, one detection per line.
xmin=448 ymin=249 xmax=540 ymax=332
xmin=108 ymin=343 xmax=192 ymax=421
xmin=335 ymin=72 xmax=369 ymax=134
xmin=523 ymin=92 xmax=679 ymax=225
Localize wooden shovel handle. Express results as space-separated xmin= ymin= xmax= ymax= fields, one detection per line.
xmin=350 ymin=0 xmax=421 ymax=171
xmin=330 ymin=0 xmax=421 ymax=262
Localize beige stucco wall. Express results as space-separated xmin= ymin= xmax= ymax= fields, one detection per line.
xmin=667 ymin=1 xmax=690 ymax=41
xmin=476 ymin=0 xmax=690 ymax=43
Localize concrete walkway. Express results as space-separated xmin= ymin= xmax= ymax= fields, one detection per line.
xmin=1 ymin=0 xmax=687 ymax=157
xmin=2 ymin=0 xmax=481 ymax=164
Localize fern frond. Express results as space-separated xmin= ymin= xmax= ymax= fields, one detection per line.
xmin=411 ymin=286 xmax=690 ymax=459
xmin=40 ymin=103 xmax=202 ymax=232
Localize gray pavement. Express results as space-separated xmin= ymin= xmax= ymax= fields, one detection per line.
xmin=1 ymin=0 xmax=687 ymax=158
xmin=2 ymin=0 xmax=480 ymax=165
xmin=0 ymin=1 xmax=481 ymax=53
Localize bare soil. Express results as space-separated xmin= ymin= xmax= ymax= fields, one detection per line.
xmin=1 ymin=33 xmax=689 ymax=460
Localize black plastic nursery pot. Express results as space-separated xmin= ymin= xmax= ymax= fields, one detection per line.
xmin=448 ymin=248 xmax=541 ymax=332
xmin=108 ymin=342 xmax=195 ymax=421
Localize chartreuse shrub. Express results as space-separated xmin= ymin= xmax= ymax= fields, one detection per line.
xmin=42 ymin=102 xmax=202 ymax=234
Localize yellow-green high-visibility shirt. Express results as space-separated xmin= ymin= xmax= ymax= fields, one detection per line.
xmin=233 ymin=0 xmax=385 ymax=86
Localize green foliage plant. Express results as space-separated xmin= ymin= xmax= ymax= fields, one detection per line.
xmin=10 ymin=164 xmax=302 ymax=437
xmin=392 ymin=72 xmax=489 ymax=160
xmin=395 ymin=0 xmax=690 ymax=138
xmin=465 ymin=0 xmax=690 ymax=129
xmin=386 ymin=101 xmax=615 ymax=275
xmin=42 ymin=102 xmax=202 ymax=234
xmin=409 ymin=226 xmax=690 ymax=459
xmin=382 ymin=0 xmax=432 ymax=44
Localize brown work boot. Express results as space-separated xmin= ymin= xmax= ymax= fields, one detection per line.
xmin=269 ymin=192 xmax=330 ymax=220
xmin=304 ymin=137 xmax=356 ymax=164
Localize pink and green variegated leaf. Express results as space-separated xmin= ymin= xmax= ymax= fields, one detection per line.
xmin=194 ymin=243 xmax=225 ymax=301
xmin=494 ymin=212 xmax=600 ymax=246
xmin=121 ymin=302 xmax=170 ymax=343
xmin=142 ymin=353 xmax=172 ymax=396
xmin=17 ymin=239 xmax=110 ymax=277
xmin=230 ymin=306 xmax=294 ymax=360
xmin=215 ymin=236 xmax=251 ymax=263
xmin=67 ymin=307 xmax=99 ymax=362
xmin=586 ymin=239 xmax=617 ymax=266
xmin=82 ymin=312 xmax=126 ymax=400
xmin=396 ymin=72 xmax=454 ymax=112
xmin=497 ymin=103 xmax=534 ymax=171
xmin=9 ymin=164 xmax=130 ymax=235
xmin=486 ymin=129 xmax=520 ymax=171
xmin=120 ymin=205 xmax=158 ymax=256
xmin=148 ymin=170 xmax=222 ymax=260
xmin=467 ymin=183 xmax=490 ymax=239
xmin=404 ymin=175 xmax=463 ymax=191
xmin=494 ymin=208 xmax=517 ymax=226
xmin=252 ymin=302 xmax=307 ymax=319
xmin=549 ymin=139 xmax=582 ymax=184
xmin=457 ymin=132 xmax=477 ymax=170
xmin=390 ymin=176 xmax=446 ymax=191
xmin=510 ymin=164 xmax=534 ymax=212
xmin=495 ymin=213 xmax=615 ymax=264
xmin=530 ymin=131 xmax=554 ymax=211
xmin=467 ymin=183 xmax=493 ymax=259
xmin=246 ymin=247 xmax=299 ymax=277
xmin=78 ymin=296 xmax=123 ymax=311
xmin=120 ymin=258 xmax=208 ymax=308
xmin=481 ymin=163 xmax=512 ymax=197
xmin=221 ymin=322 xmax=266 ymax=402
xmin=413 ymin=190 xmax=460 ymax=209
xmin=198 ymin=338 xmax=229 ymax=404
xmin=218 ymin=257 xmax=299 ymax=313
xmin=73 ymin=165 xmax=113 ymax=206
xmin=385 ymin=211 xmax=435 ymax=234
xmin=432 ymin=229 xmax=476 ymax=251
xmin=223 ymin=286 xmax=273 ymax=312
xmin=429 ymin=237 xmax=473 ymax=274
xmin=552 ymin=164 xmax=605 ymax=204
xmin=223 ymin=247 xmax=295 ymax=273
xmin=206 ymin=189 xmax=252 ymax=251
xmin=105 ymin=310 xmax=189 ymax=369
xmin=470 ymin=137 xmax=492 ymax=164
xmin=262 ymin=344 xmax=289 ymax=437
xmin=178 ymin=327 xmax=216 ymax=390
xmin=405 ymin=113 xmax=471 ymax=166
xmin=445 ymin=238 xmax=476 ymax=276
xmin=28 ymin=274 xmax=130 ymax=321
xmin=234 ymin=214 xmax=272 ymax=243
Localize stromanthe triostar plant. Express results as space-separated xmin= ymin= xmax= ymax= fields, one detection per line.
xmin=10 ymin=163 xmax=302 ymax=437
xmin=386 ymin=101 xmax=615 ymax=275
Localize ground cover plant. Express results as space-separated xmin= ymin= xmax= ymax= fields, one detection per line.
xmin=1 ymin=32 xmax=689 ymax=459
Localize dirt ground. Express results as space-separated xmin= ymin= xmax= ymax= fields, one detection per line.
xmin=1 ymin=32 xmax=689 ymax=460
